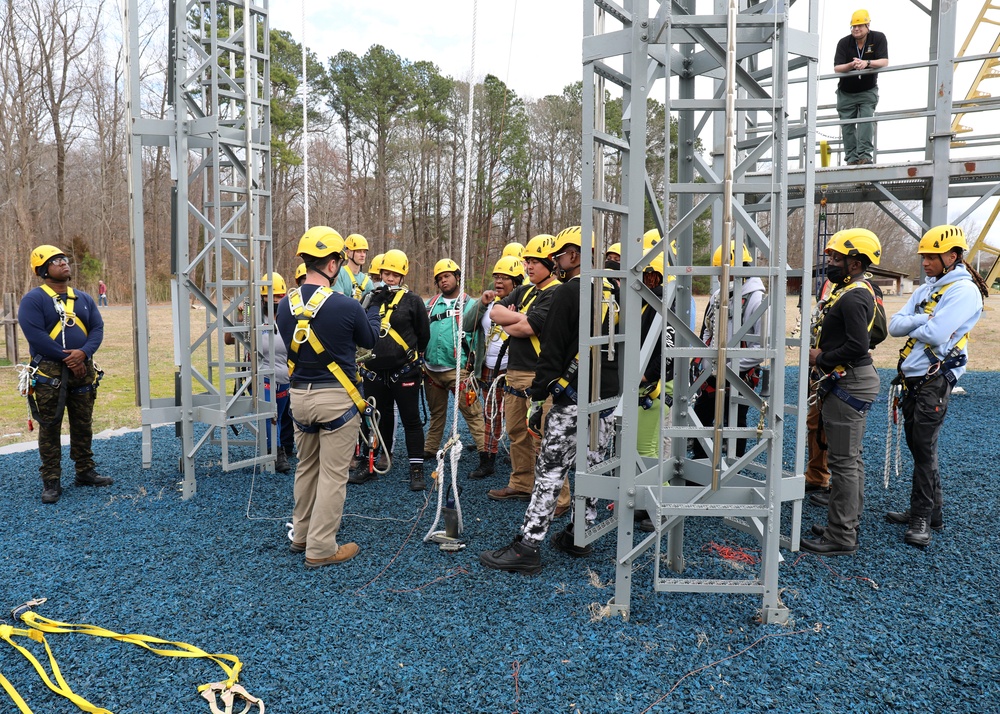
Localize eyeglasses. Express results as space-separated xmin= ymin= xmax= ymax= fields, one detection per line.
xmin=48 ymin=257 xmax=69 ymax=265
xmin=851 ymin=24 xmax=867 ymax=29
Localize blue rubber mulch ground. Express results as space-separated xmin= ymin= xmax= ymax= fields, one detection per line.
xmin=1 ymin=368 xmax=998 ymax=713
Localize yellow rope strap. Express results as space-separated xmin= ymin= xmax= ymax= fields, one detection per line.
xmin=1 ymin=622 xmax=109 ymax=714
xmin=378 ymin=288 xmax=411 ymax=351
xmin=518 ymin=280 xmax=560 ymax=356
xmin=41 ymin=285 xmax=87 ymax=340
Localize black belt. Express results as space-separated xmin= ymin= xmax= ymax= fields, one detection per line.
xmin=289 ymin=381 xmax=342 ymax=390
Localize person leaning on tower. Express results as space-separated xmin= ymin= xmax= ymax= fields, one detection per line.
xmin=834 ymin=9 xmax=888 ymax=166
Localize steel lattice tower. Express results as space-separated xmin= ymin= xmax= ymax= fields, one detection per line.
xmin=126 ymin=0 xmax=274 ymax=498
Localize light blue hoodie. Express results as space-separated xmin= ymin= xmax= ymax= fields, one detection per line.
xmin=888 ymin=263 xmax=983 ymax=380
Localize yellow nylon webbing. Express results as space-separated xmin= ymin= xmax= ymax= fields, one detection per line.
xmin=379 ymin=289 xmax=411 ymax=351
xmin=0 ymin=623 xmax=111 ymax=714
xmin=20 ymin=612 xmax=243 ymax=690
xmin=517 ymin=279 xmax=560 ymax=356
xmin=41 ymin=285 xmax=87 ymax=341
xmin=897 ymin=281 xmax=967 ymax=363
xmin=287 ymin=286 xmax=369 ymax=411
xmin=812 ymin=279 xmax=875 ymax=349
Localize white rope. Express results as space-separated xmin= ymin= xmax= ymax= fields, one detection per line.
xmin=301 ymin=0 xmax=309 ymax=231
xmin=425 ymin=0 xmax=478 ymax=544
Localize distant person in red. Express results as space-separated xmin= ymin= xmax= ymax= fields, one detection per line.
xmin=834 ymin=9 xmax=888 ymax=165
xmin=97 ymin=279 xmax=108 ymax=307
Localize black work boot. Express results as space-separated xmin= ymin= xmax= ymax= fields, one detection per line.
xmin=886 ymin=509 xmax=944 ymax=531
xmin=904 ymin=515 xmax=932 ymax=547
xmin=74 ymin=469 xmax=113 ymax=487
xmin=274 ymin=447 xmax=291 ymax=474
xmin=41 ymin=480 xmax=62 ymax=504
xmin=479 ymin=534 xmax=542 ymax=574
xmin=469 ymin=451 xmax=496 ymax=480
xmin=409 ymin=463 xmax=426 ymax=491
xmin=552 ymin=524 xmax=593 ymax=557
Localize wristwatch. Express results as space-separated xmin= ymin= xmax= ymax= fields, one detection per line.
xmin=866 ymin=60 xmax=871 ymax=69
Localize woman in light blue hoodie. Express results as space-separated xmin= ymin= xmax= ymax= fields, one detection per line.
xmin=886 ymin=225 xmax=990 ymax=547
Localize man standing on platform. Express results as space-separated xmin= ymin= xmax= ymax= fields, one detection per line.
xmin=834 ymin=9 xmax=888 ymax=166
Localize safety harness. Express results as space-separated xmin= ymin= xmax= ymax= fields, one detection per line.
xmin=810 ymin=279 xmax=878 ymax=414
xmin=346 ymin=268 xmax=371 ymax=302
xmin=893 ymin=282 xmax=969 ymax=396
xmin=287 ymin=286 xmax=372 ymax=433
xmin=1 ymin=599 xmax=262 ymax=714
xmin=18 ymin=287 xmax=103 ymax=430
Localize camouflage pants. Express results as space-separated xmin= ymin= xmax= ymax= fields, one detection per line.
xmin=521 ymin=403 xmax=614 ymax=547
xmin=33 ymin=359 xmax=98 ymax=482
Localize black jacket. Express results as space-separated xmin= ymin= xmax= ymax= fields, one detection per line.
xmin=816 ymin=278 xmax=874 ymax=372
xmin=367 ymin=287 xmax=430 ymax=371
xmin=530 ymin=276 xmax=619 ymax=404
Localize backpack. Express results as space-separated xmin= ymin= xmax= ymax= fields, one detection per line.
xmin=867 ymin=280 xmax=888 ymax=349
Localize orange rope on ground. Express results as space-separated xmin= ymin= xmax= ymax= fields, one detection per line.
xmin=702 ymin=541 xmax=760 ymax=565
xmin=511 ymin=660 xmax=521 ymax=714
xmin=355 ymin=496 xmax=432 ymax=595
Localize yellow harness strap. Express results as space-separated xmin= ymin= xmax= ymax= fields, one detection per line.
xmin=812 ymin=279 xmax=875 ymax=350
xmin=347 ymin=269 xmax=371 ymax=302
xmin=518 ymin=279 xmax=560 ymax=356
xmin=287 ymin=286 xmax=369 ymax=412
xmin=897 ymin=282 xmax=968 ymax=363
xmin=41 ymin=285 xmax=87 ymax=341
xmin=379 ymin=288 xmax=412 ymax=351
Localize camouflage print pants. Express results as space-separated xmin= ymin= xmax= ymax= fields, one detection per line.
xmin=521 ymin=403 xmax=614 ymax=547
xmin=33 ymin=359 xmax=98 ymax=482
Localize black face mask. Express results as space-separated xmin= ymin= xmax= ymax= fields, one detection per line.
xmin=604 ymin=258 xmax=620 ymax=270
xmin=826 ymin=264 xmax=846 ymax=284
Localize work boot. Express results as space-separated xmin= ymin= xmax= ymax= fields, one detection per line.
xmin=274 ymin=447 xmax=291 ymax=474
xmin=479 ymin=534 xmax=542 ymax=574
xmin=469 ymin=451 xmax=495 ymax=480
xmin=904 ymin=515 xmax=932 ymax=547
xmin=41 ymin=480 xmax=62 ymax=504
xmin=409 ymin=464 xmax=426 ymax=491
xmin=886 ymin=509 xmax=944 ymax=531
xmin=349 ymin=453 xmax=361 ymax=470
xmin=74 ymin=469 xmax=113 ymax=487
xmin=348 ymin=467 xmax=377 ymax=485
xmin=552 ymin=524 xmax=592 ymax=557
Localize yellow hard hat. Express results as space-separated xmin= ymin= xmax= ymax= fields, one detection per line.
xmin=502 ymin=242 xmax=524 ymax=259
xmin=850 ymin=9 xmax=870 ymax=26
xmin=294 ymin=263 xmax=307 ymax=281
xmin=297 ymin=226 xmax=345 ymax=259
xmin=918 ymin=225 xmax=968 ymax=255
xmin=30 ymin=245 xmax=67 ymax=272
xmin=260 ymin=272 xmax=287 ymax=296
xmin=369 ymin=253 xmax=384 ymax=276
xmin=826 ymin=228 xmax=882 ymax=266
xmin=492 ymin=255 xmax=525 ymax=280
xmin=523 ymin=234 xmax=556 ymax=262
xmin=344 ymin=233 xmax=369 ymax=251
xmin=642 ymin=229 xmax=661 ymax=251
xmin=712 ymin=240 xmax=754 ymax=267
xmin=606 ymin=242 xmax=622 ymax=257
xmin=381 ymin=249 xmax=409 ymax=277
xmin=552 ymin=226 xmax=583 ymax=255
xmin=434 ymin=258 xmax=460 ymax=279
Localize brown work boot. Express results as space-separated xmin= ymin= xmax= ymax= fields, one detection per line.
xmin=305 ymin=542 xmax=360 ymax=568
xmin=487 ymin=485 xmax=531 ymax=501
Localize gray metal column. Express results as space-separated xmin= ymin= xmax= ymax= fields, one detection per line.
xmin=127 ymin=0 xmax=274 ymax=499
